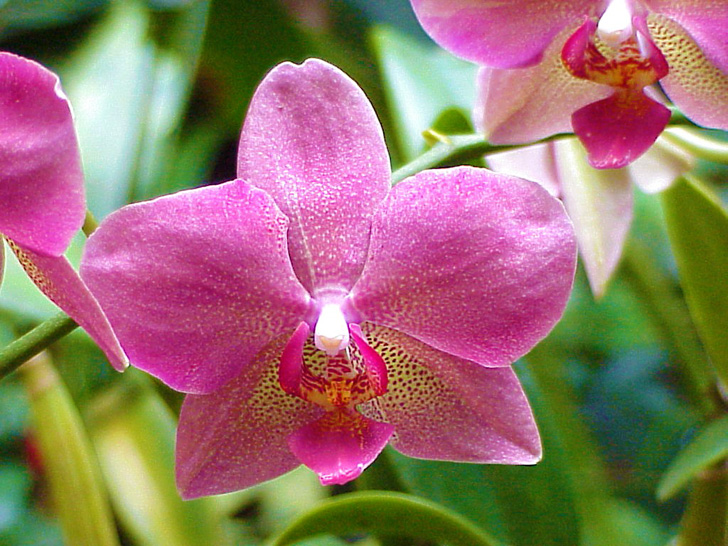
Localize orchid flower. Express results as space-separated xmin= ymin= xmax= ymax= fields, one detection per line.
xmin=411 ymin=0 xmax=728 ymax=168
xmin=80 ymin=59 xmax=577 ymax=498
xmin=0 ymin=52 xmax=126 ymax=370
xmin=487 ymin=134 xmax=692 ymax=297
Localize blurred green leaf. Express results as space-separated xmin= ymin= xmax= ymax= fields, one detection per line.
xmin=658 ymin=415 xmax=728 ymax=501
xmin=87 ymin=373 xmax=230 ymax=546
xmin=672 ymin=471 xmax=726 ymax=546
xmin=0 ymin=463 xmax=31 ymax=532
xmin=661 ymin=175 xmax=728 ymax=387
xmin=370 ymin=25 xmax=477 ymax=163
xmin=270 ymin=491 xmax=504 ymax=546
xmin=0 ymin=0 xmax=106 ymax=32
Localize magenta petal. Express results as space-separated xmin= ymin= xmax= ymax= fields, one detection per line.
xmin=0 ymin=53 xmax=84 ymax=256
xmin=410 ymin=0 xmax=592 ymax=68
xmin=279 ymin=321 xmax=311 ymax=396
xmin=349 ymin=323 xmax=388 ymax=395
xmin=288 ymin=409 xmax=394 ymax=486
xmin=237 ymin=59 xmax=390 ymax=295
xmin=572 ymin=91 xmax=671 ymax=168
xmin=351 ymin=166 xmax=576 ymax=368
xmin=81 ymin=180 xmax=310 ymax=394
xmin=8 ymin=240 xmax=127 ymax=371
xmin=361 ymin=324 xmax=541 ymax=464
xmin=176 ymin=336 xmax=322 ymax=499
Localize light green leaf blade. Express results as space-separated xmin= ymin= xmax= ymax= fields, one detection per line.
xmin=270 ymin=491 xmax=504 ymax=546
xmin=660 ymin=175 xmax=728 ymax=386
xmin=657 ymin=415 xmax=728 ymax=501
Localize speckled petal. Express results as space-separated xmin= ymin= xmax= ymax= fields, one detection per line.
xmin=0 ymin=53 xmax=84 ymax=256
xmin=485 ymin=143 xmax=562 ymax=197
xmin=647 ymin=13 xmax=728 ymax=129
xmin=572 ymin=90 xmax=671 ymax=168
xmin=237 ymin=59 xmax=390 ymax=296
xmin=475 ymin=30 xmax=611 ymax=144
xmin=644 ymin=1 xmax=728 ymax=72
xmin=351 ymin=166 xmax=577 ymax=368
xmin=80 ymin=180 xmax=310 ymax=394
xmin=176 ymin=335 xmax=322 ymax=499
xmin=0 ymin=242 xmax=4 ymax=288
xmin=7 ymin=239 xmax=127 ymax=371
xmin=360 ymin=324 xmax=541 ymax=464
xmin=410 ymin=0 xmax=594 ymax=68
xmin=288 ymin=409 xmax=394 ymax=486
xmin=551 ymin=139 xmax=633 ymax=298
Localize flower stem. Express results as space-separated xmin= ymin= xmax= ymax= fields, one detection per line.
xmin=83 ymin=209 xmax=100 ymax=236
xmin=0 ymin=313 xmax=78 ymax=381
xmin=662 ymin=128 xmax=728 ymax=164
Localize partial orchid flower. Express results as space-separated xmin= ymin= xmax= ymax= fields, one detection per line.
xmin=411 ymin=0 xmax=728 ymax=168
xmin=81 ymin=59 xmax=577 ymax=498
xmin=486 ymin=133 xmax=693 ymax=297
xmin=0 ymin=52 xmax=126 ymax=371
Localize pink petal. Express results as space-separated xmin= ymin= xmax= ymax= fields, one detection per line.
xmin=350 ymin=166 xmax=576 ymax=368
xmin=7 ymin=239 xmax=127 ymax=371
xmin=176 ymin=336 xmax=322 ymax=499
xmin=279 ymin=321 xmax=312 ymax=397
xmin=80 ymin=180 xmax=310 ymax=394
xmin=349 ymin=323 xmax=388 ymax=395
xmin=571 ymin=90 xmax=671 ymax=168
xmin=410 ymin=0 xmax=593 ymax=68
xmin=647 ymin=13 xmax=728 ymax=130
xmin=485 ymin=143 xmax=562 ymax=197
xmin=0 ymin=53 xmax=85 ymax=256
xmin=475 ymin=31 xmax=611 ymax=144
xmin=288 ymin=409 xmax=394 ymax=486
xmin=550 ymin=139 xmax=634 ymax=298
xmin=644 ymin=2 xmax=728 ymax=73
xmin=237 ymin=59 xmax=390 ymax=296
xmin=360 ymin=324 xmax=541 ymax=464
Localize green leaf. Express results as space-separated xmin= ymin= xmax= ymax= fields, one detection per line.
xmin=270 ymin=491 xmax=504 ymax=546
xmin=658 ymin=415 xmax=728 ymax=501
xmin=660 ymin=175 xmax=728 ymax=387
xmin=370 ymin=25 xmax=477 ymax=163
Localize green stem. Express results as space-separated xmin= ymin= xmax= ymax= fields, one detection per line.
xmin=663 ymin=128 xmax=728 ymax=164
xmin=0 ymin=313 xmax=78 ymax=381
xmin=83 ymin=209 xmax=100 ymax=236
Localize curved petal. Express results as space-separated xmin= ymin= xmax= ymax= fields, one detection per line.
xmin=360 ymin=324 xmax=541 ymax=464
xmin=551 ymin=139 xmax=634 ymax=298
xmin=7 ymin=239 xmax=127 ymax=371
xmin=237 ymin=59 xmax=390 ymax=296
xmin=571 ymin=90 xmax=671 ymax=168
xmin=0 ymin=53 xmax=85 ymax=256
xmin=475 ymin=30 xmax=612 ymax=144
xmin=485 ymin=143 xmax=562 ymax=197
xmin=350 ymin=166 xmax=577 ymax=368
xmin=628 ymin=132 xmax=693 ymax=194
xmin=647 ymin=14 xmax=728 ymax=129
xmin=410 ymin=0 xmax=593 ymax=68
xmin=80 ymin=180 xmax=310 ymax=394
xmin=288 ymin=409 xmax=394 ymax=486
xmin=645 ymin=2 xmax=728 ymax=72
xmin=176 ymin=335 xmax=322 ymax=499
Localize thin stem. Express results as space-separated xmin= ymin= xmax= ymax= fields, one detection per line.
xmin=83 ymin=209 xmax=99 ymax=236
xmin=662 ymin=128 xmax=728 ymax=164
xmin=0 ymin=313 xmax=78 ymax=381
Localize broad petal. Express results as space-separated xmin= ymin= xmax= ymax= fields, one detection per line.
xmin=237 ymin=59 xmax=390 ymax=296
xmin=0 ymin=53 xmax=84 ymax=256
xmin=647 ymin=14 xmax=728 ymax=129
xmin=475 ymin=29 xmax=612 ymax=144
xmin=351 ymin=166 xmax=576 ymax=368
xmin=7 ymin=239 xmax=127 ymax=371
xmin=644 ymin=2 xmax=728 ymax=73
xmin=176 ymin=335 xmax=322 ymax=499
xmin=410 ymin=0 xmax=593 ymax=68
xmin=81 ymin=180 xmax=310 ymax=394
xmin=360 ymin=324 xmax=541 ymax=464
xmin=485 ymin=143 xmax=562 ymax=197
xmin=288 ymin=409 xmax=394 ymax=486
xmin=551 ymin=139 xmax=634 ymax=298
xmin=572 ymin=90 xmax=671 ymax=168
xmin=628 ymin=132 xmax=693 ymax=194
xmin=0 ymin=242 xmax=3 ymax=288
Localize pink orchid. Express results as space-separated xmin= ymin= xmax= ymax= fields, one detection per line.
xmin=0 ymin=52 xmax=126 ymax=370
xmin=411 ymin=0 xmax=728 ymax=168
xmin=80 ymin=59 xmax=577 ymax=498
xmin=487 ymin=134 xmax=692 ymax=297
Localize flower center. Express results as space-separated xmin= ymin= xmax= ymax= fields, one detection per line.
xmin=314 ymin=303 xmax=350 ymax=356
xmin=597 ymin=0 xmax=634 ymax=47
